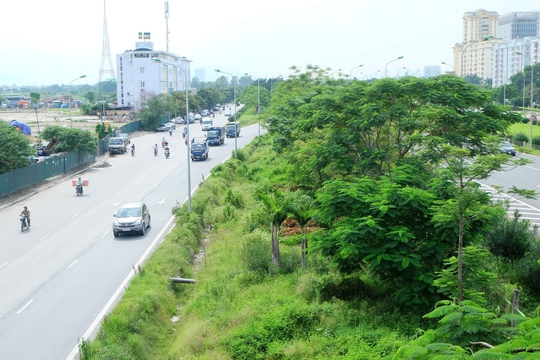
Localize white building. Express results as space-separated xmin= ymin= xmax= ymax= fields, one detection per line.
xmin=492 ymin=37 xmax=540 ymax=88
xmin=423 ymin=65 xmax=441 ymax=78
xmin=498 ymin=12 xmax=540 ymax=41
xmin=453 ymin=38 xmax=502 ymax=79
xmin=116 ymin=33 xmax=192 ymax=110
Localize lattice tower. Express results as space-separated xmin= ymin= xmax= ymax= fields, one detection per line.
xmin=99 ymin=0 xmax=115 ymax=82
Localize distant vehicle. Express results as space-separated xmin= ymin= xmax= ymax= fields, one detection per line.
xmin=191 ymin=137 xmax=209 ymax=161
xmin=61 ymin=103 xmax=69 ymax=108
xmin=194 ymin=114 xmax=202 ymax=123
xmin=207 ymin=126 xmax=225 ymax=146
xmin=112 ymin=202 xmax=151 ymax=237
xmin=224 ymin=109 xmax=231 ymax=116
xmin=108 ymin=137 xmax=127 ymax=155
xmin=172 ymin=117 xmax=185 ymax=124
xmin=114 ymin=131 xmax=131 ymax=144
xmin=225 ymin=122 xmax=241 ymax=138
xmin=155 ymin=125 xmax=168 ymax=132
xmin=499 ymin=141 xmax=516 ymax=156
xmin=201 ymin=118 xmax=213 ymax=131
xmin=164 ymin=122 xmax=176 ymax=130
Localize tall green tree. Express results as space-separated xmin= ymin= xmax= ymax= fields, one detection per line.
xmin=0 ymin=122 xmax=34 ymax=173
xmin=258 ymin=190 xmax=292 ymax=269
xmin=40 ymin=126 xmax=97 ymax=154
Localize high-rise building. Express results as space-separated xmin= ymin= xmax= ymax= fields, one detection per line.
xmin=116 ymin=33 xmax=191 ymax=110
xmin=493 ymin=37 xmax=540 ymax=88
xmin=498 ymin=12 xmax=540 ymax=41
xmin=462 ymin=9 xmax=499 ymax=43
xmin=423 ymin=65 xmax=441 ymax=78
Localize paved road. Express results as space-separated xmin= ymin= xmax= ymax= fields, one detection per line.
xmin=0 ymin=106 xmax=260 ymax=360
xmin=481 ymin=152 xmax=540 ymax=229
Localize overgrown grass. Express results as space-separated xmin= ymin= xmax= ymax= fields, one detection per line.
xmin=80 ymin=135 xmax=418 ymax=359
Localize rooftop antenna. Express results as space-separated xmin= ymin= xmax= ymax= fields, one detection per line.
xmin=164 ymin=1 xmax=169 ymax=52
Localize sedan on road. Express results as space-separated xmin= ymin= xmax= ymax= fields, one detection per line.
xmin=113 ymin=202 xmax=151 ymax=237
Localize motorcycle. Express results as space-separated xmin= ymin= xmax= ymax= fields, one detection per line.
xmin=169 ymin=129 xmax=173 ymax=136
xmin=20 ymin=215 xmax=28 ymax=232
xmin=131 ymin=147 xmax=135 ymax=156
xmin=75 ymin=184 xmax=83 ymax=196
xmin=154 ymin=147 xmax=158 ymax=156
xmin=164 ymin=149 xmax=170 ymax=159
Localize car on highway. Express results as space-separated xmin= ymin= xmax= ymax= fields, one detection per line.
xmin=499 ymin=141 xmax=516 ymax=156
xmin=165 ymin=122 xmax=176 ymax=130
xmin=172 ymin=117 xmax=185 ymax=124
xmin=155 ymin=125 xmax=168 ymax=132
xmin=113 ymin=202 xmax=151 ymax=237
xmin=224 ymin=109 xmax=231 ymax=116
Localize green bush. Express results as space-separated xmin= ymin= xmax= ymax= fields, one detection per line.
xmin=514 ymin=131 xmax=529 ymax=143
xmin=484 ymin=211 xmax=534 ymax=261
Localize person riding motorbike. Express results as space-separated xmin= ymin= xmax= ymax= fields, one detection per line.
xmin=182 ymin=126 xmax=187 ymax=138
xmin=164 ymin=146 xmax=170 ymax=159
xmin=153 ymin=144 xmax=158 ymax=156
xmin=161 ymin=137 xmax=166 ymax=148
xmin=169 ymin=128 xmax=173 ymax=136
xmin=20 ymin=206 xmax=31 ymax=227
xmin=76 ymin=177 xmax=84 ymax=195
xmin=131 ymin=143 xmax=135 ymax=156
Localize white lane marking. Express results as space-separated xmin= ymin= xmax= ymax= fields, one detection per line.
xmin=113 ymin=202 xmax=121 ymax=206
xmin=17 ymin=299 xmax=34 ymax=314
xmin=67 ymin=260 xmax=79 ymax=269
xmin=72 ymin=212 xmax=80 ymax=219
xmin=40 ymin=233 xmax=50 ymax=241
xmin=101 ymin=230 xmax=110 ymax=239
xmin=0 ymin=262 xmax=7 ymax=269
xmin=524 ymin=165 xmax=540 ymax=172
xmin=153 ymin=182 xmax=159 ymax=188
xmin=158 ymin=198 xmax=166 ymax=204
xmin=66 ymin=215 xmax=176 ymax=360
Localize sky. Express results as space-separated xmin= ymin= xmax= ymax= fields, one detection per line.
xmin=0 ymin=0 xmax=536 ymax=86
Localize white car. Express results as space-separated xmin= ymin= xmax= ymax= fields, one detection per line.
xmin=165 ymin=122 xmax=176 ymax=130
xmin=224 ymin=109 xmax=231 ymax=116
xmin=201 ymin=118 xmax=213 ymax=131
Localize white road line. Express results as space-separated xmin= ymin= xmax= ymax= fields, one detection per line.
xmin=158 ymin=198 xmax=166 ymax=204
xmin=0 ymin=262 xmax=7 ymax=269
xmin=40 ymin=233 xmax=50 ymax=241
xmin=67 ymin=260 xmax=78 ymax=269
xmin=72 ymin=212 xmax=80 ymax=219
xmin=524 ymin=165 xmax=540 ymax=172
xmin=17 ymin=299 xmax=34 ymax=314
xmin=153 ymin=182 xmax=159 ymax=188
xmin=101 ymin=230 xmax=110 ymax=239
xmin=66 ymin=215 xmax=176 ymax=360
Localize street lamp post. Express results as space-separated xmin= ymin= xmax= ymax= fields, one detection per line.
xmin=68 ymin=75 xmax=86 ymax=127
xmin=244 ymin=73 xmax=261 ymax=137
xmin=441 ymin=61 xmax=455 ymax=73
xmin=384 ymin=56 xmax=404 ymax=78
xmin=349 ymin=64 xmax=364 ymax=78
xmin=516 ymin=51 xmax=535 ymax=148
xmin=460 ymin=35 xmax=493 ymax=78
xmin=215 ymin=69 xmax=238 ymax=157
xmin=153 ymin=57 xmax=192 ymax=211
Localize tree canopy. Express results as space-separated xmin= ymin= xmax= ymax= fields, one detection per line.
xmin=0 ymin=121 xmax=34 ymax=174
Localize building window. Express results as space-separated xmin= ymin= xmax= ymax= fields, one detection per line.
xmin=140 ymin=67 xmax=145 ymax=74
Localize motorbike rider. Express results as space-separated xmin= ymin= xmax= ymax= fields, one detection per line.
xmin=131 ymin=143 xmax=135 ymax=155
xmin=161 ymin=137 xmax=166 ymax=148
xmin=169 ymin=128 xmax=173 ymax=136
xmin=76 ymin=177 xmax=84 ymax=194
xmin=182 ymin=126 xmax=187 ymax=138
xmin=153 ymin=144 xmax=158 ymax=155
xmin=20 ymin=206 xmax=31 ymax=227
xmin=164 ymin=145 xmax=170 ymax=158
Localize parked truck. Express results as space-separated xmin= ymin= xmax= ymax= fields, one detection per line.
xmin=191 ymin=137 xmax=209 ymax=161
xmin=108 ymin=137 xmax=127 ymax=155
xmin=206 ymin=126 xmax=225 ymax=146
xmin=225 ymin=122 xmax=241 ymax=138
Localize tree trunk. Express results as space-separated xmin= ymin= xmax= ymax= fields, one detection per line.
xmin=511 ymin=289 xmax=520 ymax=327
xmin=458 ymin=213 xmax=464 ymax=303
xmin=301 ymin=238 xmax=307 ymax=269
xmin=271 ymin=224 xmax=281 ymax=269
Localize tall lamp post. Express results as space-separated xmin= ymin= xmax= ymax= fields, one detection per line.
xmin=153 ymin=57 xmax=192 ymax=211
xmin=441 ymin=61 xmax=455 ymax=74
xmin=349 ymin=64 xmax=364 ymax=78
xmin=384 ymin=56 xmax=404 ymax=78
xmin=460 ymin=35 xmax=493 ymax=78
xmin=516 ymin=51 xmax=535 ymax=148
xmin=244 ymin=73 xmax=261 ymax=137
xmin=68 ymin=75 xmax=86 ymax=127
xmin=215 ymin=69 xmax=238 ymax=157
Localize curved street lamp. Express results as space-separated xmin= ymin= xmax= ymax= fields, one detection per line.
xmin=460 ymin=35 xmax=493 ymax=78
xmin=349 ymin=64 xmax=364 ymax=78
xmin=441 ymin=61 xmax=455 ymax=72
xmin=215 ymin=69 xmax=238 ymax=158
xmin=516 ymin=51 xmax=534 ymax=148
xmin=384 ymin=56 xmax=403 ymax=78
xmin=244 ymin=73 xmax=261 ymax=137
xmin=68 ymin=75 xmax=86 ymax=127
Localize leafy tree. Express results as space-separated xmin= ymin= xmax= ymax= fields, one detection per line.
xmin=84 ymin=91 xmax=96 ymax=103
xmin=289 ymin=193 xmax=313 ymax=269
xmin=257 ymin=189 xmax=292 ymax=269
xmin=40 ymin=126 xmax=97 ymax=154
xmin=195 ymin=87 xmax=221 ymax=110
xmin=137 ymin=95 xmax=169 ymax=130
xmin=0 ymin=122 xmax=34 ymax=173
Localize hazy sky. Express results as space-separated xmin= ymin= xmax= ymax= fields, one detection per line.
xmin=0 ymin=0 xmax=536 ymax=86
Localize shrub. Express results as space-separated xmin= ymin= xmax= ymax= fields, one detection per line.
xmin=484 ymin=211 xmax=534 ymax=261
xmin=513 ymin=132 xmax=529 ymax=144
